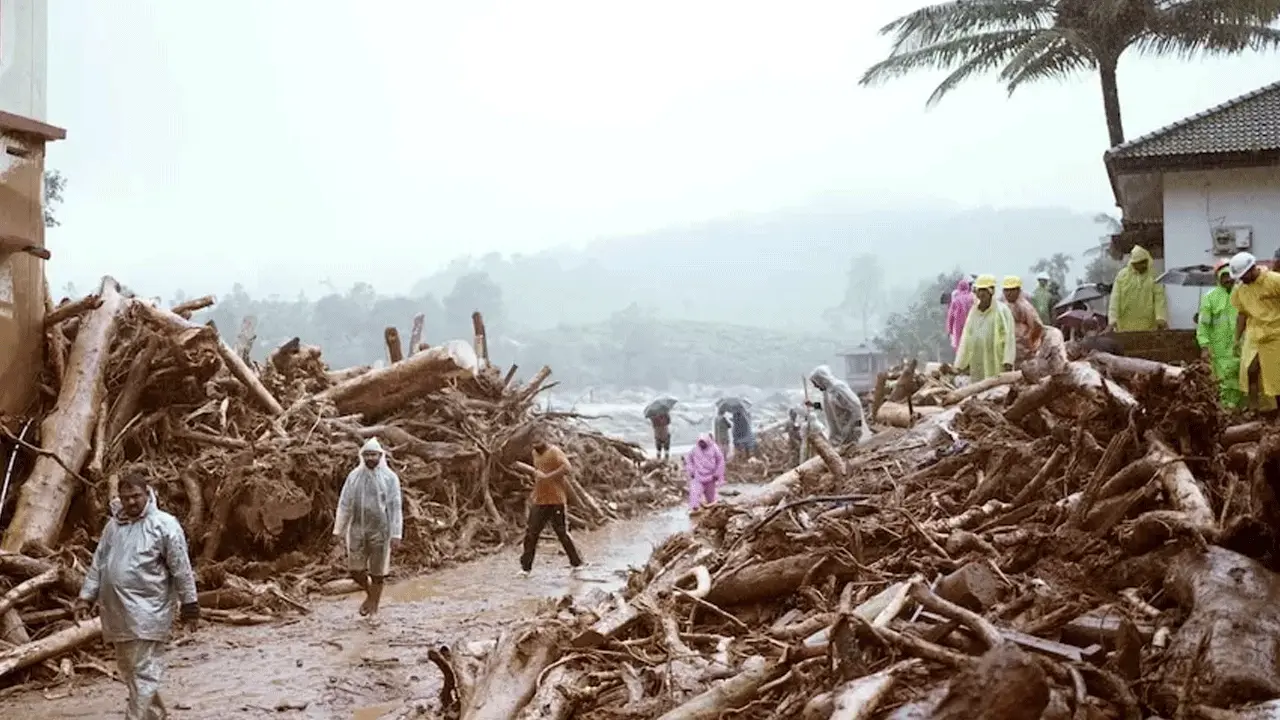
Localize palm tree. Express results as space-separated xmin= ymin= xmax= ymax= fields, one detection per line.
xmin=859 ymin=0 xmax=1280 ymax=147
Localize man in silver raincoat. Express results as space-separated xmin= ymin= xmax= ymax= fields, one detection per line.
xmin=73 ymin=470 xmax=199 ymax=720
xmin=807 ymin=365 xmax=871 ymax=447
xmin=335 ymin=437 xmax=404 ymax=618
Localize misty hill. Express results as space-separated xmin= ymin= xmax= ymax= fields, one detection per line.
xmin=501 ymin=308 xmax=841 ymax=389
xmin=412 ymin=201 xmax=1104 ymax=335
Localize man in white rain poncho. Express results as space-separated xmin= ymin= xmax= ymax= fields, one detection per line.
xmin=73 ymin=470 xmax=199 ymax=720
xmin=334 ymin=437 xmax=404 ymax=617
xmin=807 ymin=365 xmax=871 ymax=446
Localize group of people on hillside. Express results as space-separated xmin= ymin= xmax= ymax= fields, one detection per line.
xmin=948 ymin=274 xmax=1068 ymax=381
xmin=650 ymin=365 xmax=871 ymax=513
xmin=944 ymin=244 xmax=1280 ymax=414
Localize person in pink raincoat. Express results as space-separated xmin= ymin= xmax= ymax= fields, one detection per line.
xmin=946 ymin=278 xmax=976 ymax=350
xmin=684 ymin=434 xmax=725 ymax=511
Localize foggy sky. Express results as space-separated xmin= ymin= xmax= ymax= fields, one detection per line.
xmin=44 ymin=0 xmax=1280 ymax=299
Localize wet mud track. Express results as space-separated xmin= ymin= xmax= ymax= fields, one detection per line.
xmin=2 ymin=488 xmax=757 ymax=719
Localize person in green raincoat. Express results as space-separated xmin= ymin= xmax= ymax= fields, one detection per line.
xmin=1196 ymin=262 xmax=1243 ymax=409
xmin=954 ymin=274 xmax=1016 ymax=381
xmin=1107 ymin=245 xmax=1168 ymax=332
xmin=1031 ymin=273 xmax=1055 ymax=323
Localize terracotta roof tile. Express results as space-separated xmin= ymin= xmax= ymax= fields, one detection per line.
xmin=1105 ymin=80 xmax=1280 ymax=160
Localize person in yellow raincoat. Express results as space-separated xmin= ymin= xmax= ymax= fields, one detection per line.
xmin=1107 ymin=245 xmax=1168 ymax=332
xmin=954 ymin=274 xmax=1016 ymax=381
xmin=1229 ymin=252 xmax=1280 ymax=412
xmin=1196 ymin=261 xmax=1243 ymax=409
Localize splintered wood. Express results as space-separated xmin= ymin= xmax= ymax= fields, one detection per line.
xmin=408 ymin=352 xmax=1280 ymax=719
xmin=0 ymin=279 xmax=684 ymax=686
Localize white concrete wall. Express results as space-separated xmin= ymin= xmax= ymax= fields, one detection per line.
xmin=1161 ymin=165 xmax=1280 ymax=329
xmin=0 ymin=0 xmax=47 ymax=122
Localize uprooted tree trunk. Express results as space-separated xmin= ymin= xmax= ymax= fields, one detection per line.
xmin=0 ymin=617 xmax=102 ymax=681
xmin=1089 ymin=352 xmax=1184 ymax=385
xmin=895 ymin=644 xmax=1050 ymax=720
xmin=654 ymin=655 xmax=786 ymax=720
xmin=2 ymin=278 xmax=127 ymax=554
xmin=876 ymin=402 xmax=946 ymax=428
xmin=455 ymin=621 xmax=565 ymax=720
xmin=1157 ymin=545 xmax=1280 ymax=711
xmin=135 ymin=300 xmax=284 ymax=416
xmin=311 ymin=340 xmax=479 ymax=419
xmin=1006 ymin=361 xmax=1138 ymax=423
xmin=941 ymin=371 xmax=1021 ymax=406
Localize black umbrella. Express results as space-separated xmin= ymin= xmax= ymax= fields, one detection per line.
xmin=1053 ymin=283 xmax=1111 ymax=311
xmin=1157 ymin=264 xmax=1218 ymax=287
xmin=643 ymin=397 xmax=678 ymax=419
xmin=715 ymin=397 xmax=748 ymax=416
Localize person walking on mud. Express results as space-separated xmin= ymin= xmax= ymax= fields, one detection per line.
xmin=520 ymin=437 xmax=586 ymax=577
xmin=650 ymin=410 xmax=672 ymax=460
xmin=684 ymin=434 xmax=725 ymax=511
xmin=73 ymin=470 xmax=199 ymax=720
xmin=334 ymin=438 xmax=404 ymax=618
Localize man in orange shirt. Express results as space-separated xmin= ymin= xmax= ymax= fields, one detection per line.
xmin=519 ymin=439 xmax=585 ymax=577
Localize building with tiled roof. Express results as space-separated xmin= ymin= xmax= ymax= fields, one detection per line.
xmin=1103 ymin=80 xmax=1280 ymax=331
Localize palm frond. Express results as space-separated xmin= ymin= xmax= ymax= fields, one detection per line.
xmin=1136 ymin=22 xmax=1280 ymax=57
xmin=876 ymin=0 xmax=1055 ymax=53
xmin=861 ymin=28 xmax=1044 ymax=88
xmin=999 ymin=29 xmax=1096 ymax=91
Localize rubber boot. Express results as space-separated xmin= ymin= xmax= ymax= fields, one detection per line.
xmin=366 ymin=579 xmax=385 ymax=616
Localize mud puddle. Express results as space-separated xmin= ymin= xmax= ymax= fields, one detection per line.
xmin=1 ymin=485 xmax=760 ymax=719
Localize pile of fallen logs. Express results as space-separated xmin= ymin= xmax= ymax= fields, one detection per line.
xmin=0 ymin=277 xmax=677 ymax=685
xmin=399 ymin=351 xmax=1280 ymax=719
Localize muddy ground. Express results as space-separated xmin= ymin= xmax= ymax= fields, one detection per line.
xmin=0 ymin=484 xmax=760 ymax=719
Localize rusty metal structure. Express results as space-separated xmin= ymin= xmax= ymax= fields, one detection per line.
xmin=0 ymin=0 xmax=66 ymax=417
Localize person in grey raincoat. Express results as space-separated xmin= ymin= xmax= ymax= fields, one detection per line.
xmin=334 ymin=437 xmax=404 ymax=618
xmin=806 ymin=365 xmax=870 ymax=446
xmin=73 ymin=470 xmax=199 ymax=720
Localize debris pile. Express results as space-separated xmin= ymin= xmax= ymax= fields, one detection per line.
xmin=406 ymin=353 xmax=1280 ymax=719
xmin=0 ymin=278 xmax=681 ymax=684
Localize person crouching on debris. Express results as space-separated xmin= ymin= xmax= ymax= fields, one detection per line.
xmin=955 ymin=274 xmax=1016 ymax=381
xmin=685 ymin=434 xmax=725 ymax=511
xmin=807 ymin=365 xmax=869 ymax=446
xmin=520 ymin=436 xmax=585 ymax=577
xmin=73 ymin=469 xmax=199 ymax=720
xmin=1002 ymin=275 xmax=1044 ymax=364
xmin=334 ymin=437 xmax=403 ymax=618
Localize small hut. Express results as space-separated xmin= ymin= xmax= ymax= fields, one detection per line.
xmin=837 ymin=343 xmax=889 ymax=394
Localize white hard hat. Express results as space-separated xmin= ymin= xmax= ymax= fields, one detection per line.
xmin=1036 ymin=273 xmax=1050 ymax=281
xmin=1229 ymin=251 xmax=1257 ymax=280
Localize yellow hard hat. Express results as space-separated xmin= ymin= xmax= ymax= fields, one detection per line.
xmin=1002 ymin=275 xmax=1022 ymax=289
xmin=973 ymin=274 xmax=997 ymax=290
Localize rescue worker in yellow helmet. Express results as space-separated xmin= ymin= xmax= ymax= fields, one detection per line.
xmin=1107 ymin=246 xmax=1168 ymax=332
xmin=955 ymin=274 xmax=1016 ymax=381
xmin=1002 ymin=275 xmax=1044 ymax=363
